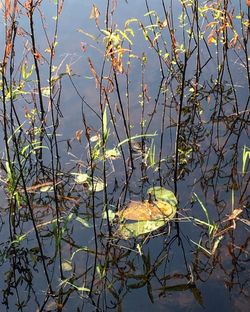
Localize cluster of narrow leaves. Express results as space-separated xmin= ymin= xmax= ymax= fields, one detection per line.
xmin=115 ymin=187 xmax=177 ymax=239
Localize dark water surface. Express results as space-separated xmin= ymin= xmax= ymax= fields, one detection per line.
xmin=0 ymin=0 xmax=249 ymax=311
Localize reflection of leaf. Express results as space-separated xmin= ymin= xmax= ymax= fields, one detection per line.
xmin=159 ymin=283 xmax=194 ymax=292
xmin=147 ymin=282 xmax=154 ymax=303
xmin=117 ymin=200 xmax=176 ymax=221
xmin=191 ymin=285 xmax=203 ymax=306
xmin=116 ymin=220 xmax=165 ymax=239
xmin=128 ymin=279 xmax=148 ymax=289
xmin=147 ymin=186 xmax=177 ymax=206
xmin=158 ymin=282 xmax=203 ymax=306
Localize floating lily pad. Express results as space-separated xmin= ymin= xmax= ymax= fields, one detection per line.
xmin=116 ymin=220 xmax=166 ymax=239
xmin=115 ymin=186 xmax=177 ymax=239
xmin=117 ymin=200 xmax=176 ymax=221
xmin=147 ymin=186 xmax=177 ymax=206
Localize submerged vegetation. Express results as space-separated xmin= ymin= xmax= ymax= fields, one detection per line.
xmin=0 ymin=0 xmax=249 ymax=311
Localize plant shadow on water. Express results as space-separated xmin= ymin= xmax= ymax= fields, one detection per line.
xmin=0 ymin=0 xmax=250 ymax=311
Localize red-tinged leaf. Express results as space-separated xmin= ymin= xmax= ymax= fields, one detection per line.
xmin=33 ymin=51 xmax=42 ymax=60
xmin=24 ymin=0 xmax=31 ymax=11
xmin=4 ymin=0 xmax=10 ymax=19
xmin=80 ymin=42 xmax=87 ymax=53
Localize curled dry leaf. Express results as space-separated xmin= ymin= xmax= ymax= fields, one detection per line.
xmin=90 ymin=4 xmax=100 ymax=25
xmin=222 ymin=208 xmax=243 ymax=223
xmin=75 ymin=129 xmax=83 ymax=142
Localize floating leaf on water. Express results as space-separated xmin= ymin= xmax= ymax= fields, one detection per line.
xmin=116 ymin=219 xmax=165 ymax=239
xmin=115 ymin=186 xmax=177 ymax=239
xmin=40 ymin=185 xmax=54 ymax=192
xmin=105 ymin=148 xmax=120 ymax=159
xmin=90 ymin=134 xmax=99 ymax=142
xmin=147 ymin=186 xmax=177 ymax=206
xmin=117 ymin=200 xmax=176 ymax=221
xmin=62 ymin=260 xmax=72 ymax=272
xmin=22 ymin=181 xmax=58 ymax=193
xmin=91 ymin=178 xmax=105 ymax=192
xmin=76 ymin=216 xmax=91 ymax=228
xmin=72 ymin=173 xmax=90 ymax=184
xmin=191 ymin=285 xmax=203 ymax=306
xmin=102 ymin=209 xmax=116 ymax=221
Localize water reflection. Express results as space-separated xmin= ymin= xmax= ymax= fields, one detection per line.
xmin=0 ymin=0 xmax=250 ymax=311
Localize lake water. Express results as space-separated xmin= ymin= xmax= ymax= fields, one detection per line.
xmin=0 ymin=0 xmax=249 ymax=311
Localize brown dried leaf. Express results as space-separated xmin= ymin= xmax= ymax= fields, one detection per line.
xmin=223 ymin=208 xmax=243 ymax=222
xmin=88 ymin=58 xmax=99 ymax=88
xmin=117 ymin=200 xmax=176 ymax=221
xmin=90 ymin=5 xmax=100 ymax=25
xmin=23 ymin=181 xmax=61 ymax=193
xmin=4 ymin=0 xmax=11 ymax=19
xmin=75 ymin=129 xmax=83 ymax=142
xmin=246 ymin=0 xmax=250 ymax=8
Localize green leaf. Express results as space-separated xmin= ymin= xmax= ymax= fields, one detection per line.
xmin=116 ymin=219 xmax=165 ymax=239
xmin=102 ymin=105 xmax=109 ymax=143
xmin=125 ymin=18 xmax=138 ymax=28
xmin=117 ymin=29 xmax=133 ymax=45
xmin=147 ymin=186 xmax=177 ymax=206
